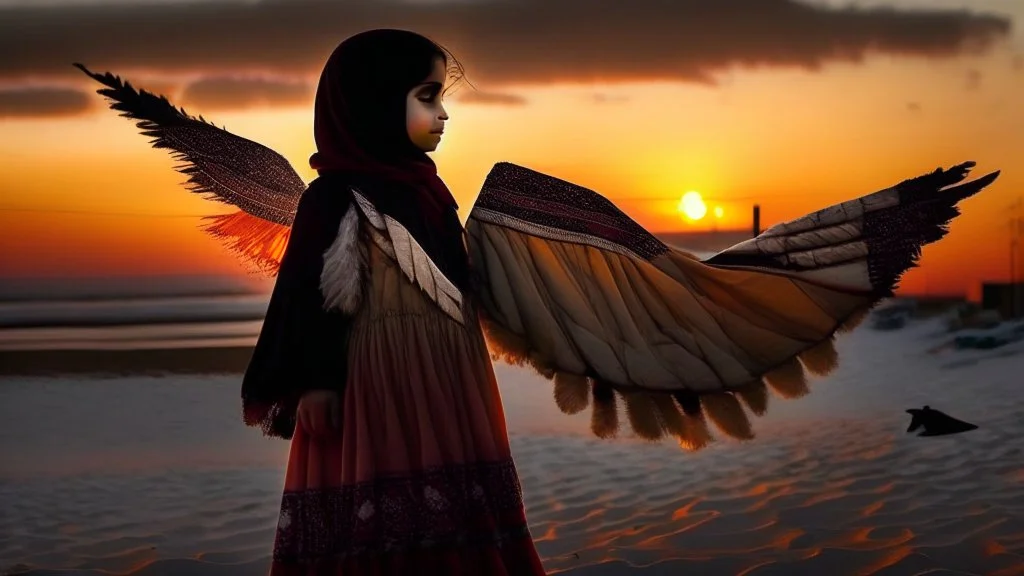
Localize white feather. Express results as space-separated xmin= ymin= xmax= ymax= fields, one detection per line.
xmin=320 ymin=204 xmax=364 ymax=314
xmin=350 ymin=187 xmax=465 ymax=324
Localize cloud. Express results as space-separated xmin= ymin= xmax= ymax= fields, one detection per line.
xmin=454 ymin=90 xmax=527 ymax=105
xmin=180 ymin=76 xmax=313 ymax=110
xmin=132 ymin=80 xmax=181 ymax=99
xmin=0 ymin=87 xmax=91 ymax=117
xmin=590 ymin=93 xmax=630 ymax=104
xmin=964 ymin=68 xmax=982 ymax=90
xmin=0 ymin=0 xmax=1012 ymax=89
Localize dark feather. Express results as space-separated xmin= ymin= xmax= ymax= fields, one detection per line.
xmin=864 ymin=164 xmax=1000 ymax=294
xmin=74 ymin=63 xmax=305 ymax=227
xmin=705 ymin=162 xmax=1000 ymax=297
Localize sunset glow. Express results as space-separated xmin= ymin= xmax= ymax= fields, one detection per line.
xmin=0 ymin=0 xmax=1020 ymax=303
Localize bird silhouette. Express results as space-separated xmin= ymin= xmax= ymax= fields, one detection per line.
xmin=906 ymin=406 xmax=979 ymax=436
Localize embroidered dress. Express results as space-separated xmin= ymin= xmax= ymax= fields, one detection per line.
xmin=266 ymin=185 xmax=544 ymax=574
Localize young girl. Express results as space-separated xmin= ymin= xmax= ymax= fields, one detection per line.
xmin=241 ymin=29 xmax=549 ymax=574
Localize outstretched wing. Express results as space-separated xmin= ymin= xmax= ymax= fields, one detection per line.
xmin=702 ymin=161 xmax=998 ymax=293
xmin=466 ymin=161 xmax=999 ymax=450
xmin=75 ymin=63 xmax=307 ymax=274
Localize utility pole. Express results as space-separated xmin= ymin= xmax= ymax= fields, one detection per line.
xmin=1011 ymin=197 xmax=1023 ymax=318
xmin=1019 ymin=213 xmax=1024 ymax=318
xmin=1010 ymin=216 xmax=1015 ymax=316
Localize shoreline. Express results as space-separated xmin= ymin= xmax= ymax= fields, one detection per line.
xmin=0 ymin=346 xmax=254 ymax=376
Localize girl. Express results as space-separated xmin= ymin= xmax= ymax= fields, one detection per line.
xmin=241 ymin=29 xmax=549 ymax=574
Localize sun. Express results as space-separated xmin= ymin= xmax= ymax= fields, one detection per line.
xmin=678 ymin=191 xmax=707 ymax=221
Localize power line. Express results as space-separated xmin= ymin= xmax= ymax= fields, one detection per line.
xmin=608 ymin=192 xmax=840 ymax=202
xmin=0 ymin=188 xmax=901 ymax=219
xmin=0 ymin=206 xmax=214 ymax=218
xmin=1 ymin=196 xmax=804 ymax=219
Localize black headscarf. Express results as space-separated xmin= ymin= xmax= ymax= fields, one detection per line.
xmin=240 ymin=30 xmax=471 ymax=439
xmin=310 ymin=28 xmax=469 ymax=291
xmin=309 ymin=29 xmax=459 ymax=223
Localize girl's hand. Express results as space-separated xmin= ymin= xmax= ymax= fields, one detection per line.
xmin=297 ymin=389 xmax=341 ymax=437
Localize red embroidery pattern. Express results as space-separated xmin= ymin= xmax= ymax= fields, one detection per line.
xmin=474 ymin=162 xmax=670 ymax=260
xmin=273 ymin=459 xmax=532 ymax=562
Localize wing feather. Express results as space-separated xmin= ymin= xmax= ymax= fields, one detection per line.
xmin=467 ymin=161 xmax=1000 ymax=449
xmin=77 ymin=63 xmax=307 ymax=274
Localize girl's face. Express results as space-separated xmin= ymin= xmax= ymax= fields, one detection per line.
xmin=405 ymin=56 xmax=449 ymax=153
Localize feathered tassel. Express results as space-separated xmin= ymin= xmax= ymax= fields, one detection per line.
xmin=553 ymin=372 xmax=590 ymax=415
xmin=701 ymin=393 xmax=755 ymax=440
xmin=650 ymin=394 xmax=687 ymax=438
xmin=590 ymin=380 xmax=619 ymax=439
xmin=623 ymin=392 xmax=666 ymax=441
xmin=676 ymin=415 xmax=712 ymax=452
xmin=200 ymin=211 xmax=291 ymax=275
xmin=763 ymin=357 xmax=809 ymax=399
xmin=736 ymin=380 xmax=769 ymax=416
xmin=478 ymin=311 xmax=561 ymax=379
xmin=670 ymin=390 xmax=713 ymax=450
xmin=798 ymin=338 xmax=840 ymax=377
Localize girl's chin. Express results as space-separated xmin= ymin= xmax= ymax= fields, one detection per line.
xmin=412 ymin=135 xmax=442 ymax=153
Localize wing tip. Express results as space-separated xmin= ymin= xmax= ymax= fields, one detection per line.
xmin=946 ymin=168 xmax=1001 ymax=203
xmin=72 ymin=62 xmax=106 ymax=85
xmin=947 ymin=162 xmax=1003 ymax=188
xmin=73 ymin=61 xmax=111 ymax=82
xmin=978 ymin=169 xmax=1001 ymax=185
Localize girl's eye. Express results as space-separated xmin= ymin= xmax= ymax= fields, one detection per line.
xmin=418 ymin=91 xmax=440 ymax=103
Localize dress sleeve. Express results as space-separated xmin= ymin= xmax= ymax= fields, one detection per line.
xmin=241 ymin=183 xmax=356 ymax=439
xmin=465 ymin=162 xmax=997 ymax=450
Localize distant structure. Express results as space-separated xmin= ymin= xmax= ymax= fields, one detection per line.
xmin=907 ymin=295 xmax=970 ymax=317
xmin=752 ymin=204 xmax=761 ymax=238
xmin=658 ymin=231 xmax=752 ymax=255
xmin=981 ymin=282 xmax=1024 ymax=319
xmin=1004 ymin=197 xmax=1022 ymax=317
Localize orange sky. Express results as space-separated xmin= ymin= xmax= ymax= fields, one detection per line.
xmin=0 ymin=4 xmax=1021 ymax=301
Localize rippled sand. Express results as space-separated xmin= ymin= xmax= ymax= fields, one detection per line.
xmin=1 ymin=320 xmax=1023 ymax=575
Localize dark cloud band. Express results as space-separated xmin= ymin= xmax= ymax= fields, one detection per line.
xmin=0 ymin=0 xmax=1011 ymax=85
xmin=180 ymin=76 xmax=312 ymax=110
xmin=0 ymin=87 xmax=91 ymax=117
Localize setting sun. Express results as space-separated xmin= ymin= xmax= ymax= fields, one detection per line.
xmin=679 ymin=191 xmax=707 ymax=221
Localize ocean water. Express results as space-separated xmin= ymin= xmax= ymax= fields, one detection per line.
xmin=0 ymin=296 xmax=1022 ymax=575
xmin=0 ymin=294 xmax=268 ymax=351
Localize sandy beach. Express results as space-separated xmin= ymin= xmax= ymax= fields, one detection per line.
xmin=1 ymin=318 xmax=1023 ymax=575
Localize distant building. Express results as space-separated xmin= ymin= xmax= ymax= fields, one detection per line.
xmin=656 ymin=230 xmax=752 ymax=256
xmin=981 ymin=282 xmax=1024 ymax=319
xmin=898 ymin=295 xmax=970 ymax=317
